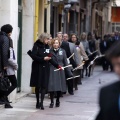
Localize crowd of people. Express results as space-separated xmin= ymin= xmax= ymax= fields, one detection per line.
xmin=28 ymin=31 xmax=119 ymax=110
xmin=0 ymin=24 xmax=119 ymax=110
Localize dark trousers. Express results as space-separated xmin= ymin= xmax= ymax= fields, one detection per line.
xmin=67 ymin=79 xmax=73 ymax=94
xmin=35 ymin=87 xmax=46 ymax=104
xmin=101 ymin=57 xmax=109 ymax=70
xmin=49 ymin=91 xmax=61 ymax=103
xmin=0 ymin=75 xmax=17 ymax=98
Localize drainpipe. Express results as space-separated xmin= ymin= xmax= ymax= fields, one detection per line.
xmin=34 ymin=0 xmax=39 ymax=41
xmin=32 ymin=0 xmax=39 ymax=94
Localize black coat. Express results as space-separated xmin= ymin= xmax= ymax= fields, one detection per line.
xmin=30 ymin=40 xmax=58 ymax=88
xmin=108 ymin=37 xmax=116 ymax=49
xmin=100 ymin=40 xmax=109 ymax=54
xmin=61 ymin=41 xmax=77 ymax=68
xmin=88 ymin=40 xmax=96 ymax=53
xmin=96 ymin=81 xmax=120 ymax=120
xmin=0 ymin=32 xmax=10 ymax=71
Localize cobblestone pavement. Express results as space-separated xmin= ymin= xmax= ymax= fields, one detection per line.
xmin=0 ymin=67 xmax=118 ymax=120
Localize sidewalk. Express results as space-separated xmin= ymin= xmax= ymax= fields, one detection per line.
xmin=0 ymin=67 xmax=118 ymax=120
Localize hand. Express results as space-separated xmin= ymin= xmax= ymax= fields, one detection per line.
xmin=48 ymin=53 xmax=52 ymax=57
xmin=58 ymin=65 xmax=63 ymax=71
xmin=44 ymin=56 xmax=51 ymax=61
xmin=4 ymin=67 xmax=7 ymax=70
xmin=90 ymin=61 xmax=94 ymax=65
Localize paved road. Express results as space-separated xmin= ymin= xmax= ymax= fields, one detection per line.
xmin=0 ymin=67 xmax=118 ymax=120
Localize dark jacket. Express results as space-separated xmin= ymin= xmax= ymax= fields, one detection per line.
xmin=0 ymin=32 xmax=10 ymax=71
xmin=30 ymin=40 xmax=58 ymax=88
xmin=108 ymin=37 xmax=116 ymax=49
xmin=61 ymin=41 xmax=77 ymax=68
xmin=100 ymin=40 xmax=109 ymax=54
xmin=88 ymin=40 xmax=96 ymax=53
xmin=96 ymin=81 xmax=120 ymax=120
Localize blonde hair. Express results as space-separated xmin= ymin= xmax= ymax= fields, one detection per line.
xmin=38 ymin=33 xmax=50 ymax=43
xmin=51 ymin=37 xmax=61 ymax=46
xmin=80 ymin=32 xmax=87 ymax=40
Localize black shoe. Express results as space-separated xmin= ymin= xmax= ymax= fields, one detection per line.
xmin=56 ymin=102 xmax=60 ymax=107
xmin=69 ymin=92 xmax=74 ymax=95
xmin=41 ymin=103 xmax=44 ymax=110
xmin=49 ymin=103 xmax=54 ymax=108
xmin=5 ymin=104 xmax=13 ymax=108
xmin=36 ymin=102 xmax=41 ymax=109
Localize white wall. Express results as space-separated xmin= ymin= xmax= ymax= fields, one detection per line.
xmin=0 ymin=0 xmax=18 ymax=63
xmin=0 ymin=0 xmax=18 ymax=101
xmin=21 ymin=0 xmax=35 ymax=93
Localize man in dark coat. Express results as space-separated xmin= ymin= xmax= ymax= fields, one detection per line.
xmin=100 ymin=35 xmax=109 ymax=70
xmin=0 ymin=24 xmax=13 ymax=108
xmin=0 ymin=25 xmax=12 ymax=71
xmin=96 ymin=41 xmax=120 ymax=120
xmin=57 ymin=32 xmax=77 ymax=95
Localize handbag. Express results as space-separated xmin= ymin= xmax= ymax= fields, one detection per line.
xmin=0 ymin=71 xmax=10 ymax=92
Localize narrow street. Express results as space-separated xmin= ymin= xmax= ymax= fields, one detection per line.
xmin=0 ymin=67 xmax=118 ymax=120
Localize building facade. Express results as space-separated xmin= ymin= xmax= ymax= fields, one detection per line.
xmin=0 ymin=0 xmax=113 ymax=101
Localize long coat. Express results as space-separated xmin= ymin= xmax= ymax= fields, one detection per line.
xmin=81 ymin=40 xmax=91 ymax=55
xmin=61 ymin=41 xmax=77 ymax=68
xmin=48 ymin=48 xmax=73 ymax=92
xmin=30 ymin=40 xmax=58 ymax=88
xmin=68 ymin=42 xmax=80 ymax=65
xmin=0 ymin=32 xmax=10 ymax=71
xmin=76 ymin=42 xmax=88 ymax=69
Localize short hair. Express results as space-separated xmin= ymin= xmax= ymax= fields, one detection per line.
xmin=51 ymin=37 xmax=61 ymax=46
xmin=57 ymin=32 xmax=62 ymax=35
xmin=71 ymin=33 xmax=77 ymax=38
xmin=1 ymin=24 xmax=13 ymax=34
xmin=38 ymin=33 xmax=50 ymax=43
xmin=106 ymin=41 xmax=120 ymax=60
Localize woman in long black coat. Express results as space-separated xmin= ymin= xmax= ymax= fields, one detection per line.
xmin=29 ymin=33 xmax=60 ymax=110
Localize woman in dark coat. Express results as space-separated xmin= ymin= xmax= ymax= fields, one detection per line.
xmin=48 ymin=38 xmax=73 ymax=108
xmin=29 ymin=33 xmax=60 ymax=110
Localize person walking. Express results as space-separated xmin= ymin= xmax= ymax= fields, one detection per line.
xmin=70 ymin=34 xmax=88 ymax=89
xmin=100 ymin=35 xmax=109 ymax=71
xmin=0 ymin=24 xmax=17 ymax=108
xmin=80 ymin=32 xmax=91 ymax=55
xmin=80 ymin=32 xmax=92 ymax=77
xmin=48 ymin=38 xmax=73 ymax=108
xmin=96 ymin=41 xmax=120 ymax=120
xmin=57 ymin=32 xmax=77 ymax=95
xmin=29 ymin=33 xmax=61 ymax=110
